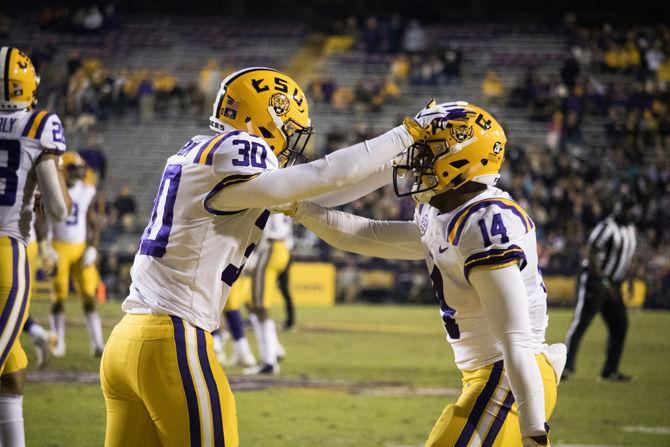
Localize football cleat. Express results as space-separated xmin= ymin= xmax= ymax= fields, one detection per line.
xmin=393 ymin=102 xmax=507 ymax=202
xmin=52 ymin=341 xmax=66 ymax=358
xmin=242 ymin=363 xmax=279 ymax=375
xmin=33 ymin=330 xmax=58 ymax=369
xmin=0 ymin=47 xmax=39 ymax=111
xmin=209 ymin=67 xmax=313 ymax=167
xmin=599 ymin=371 xmax=632 ymax=382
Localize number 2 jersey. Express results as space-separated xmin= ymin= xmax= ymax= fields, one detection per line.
xmin=415 ymin=186 xmax=548 ymax=371
xmin=123 ymin=130 xmax=278 ymax=332
xmin=0 ymin=109 xmax=66 ymax=245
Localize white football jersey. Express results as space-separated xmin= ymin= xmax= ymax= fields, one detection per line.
xmin=51 ymin=180 xmax=96 ymax=243
xmin=0 ymin=109 xmax=66 ymax=245
xmin=260 ymin=213 xmax=294 ymax=250
xmin=414 ymin=186 xmax=548 ymax=371
xmin=123 ymin=130 xmax=279 ymax=332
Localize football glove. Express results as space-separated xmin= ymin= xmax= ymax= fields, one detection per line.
xmin=80 ymin=246 xmax=98 ymax=267
xmin=269 ymin=203 xmax=298 ymax=217
xmin=38 ymin=241 xmax=58 ymax=276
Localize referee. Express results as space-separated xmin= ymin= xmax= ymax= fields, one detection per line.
xmin=564 ymin=199 xmax=637 ymax=381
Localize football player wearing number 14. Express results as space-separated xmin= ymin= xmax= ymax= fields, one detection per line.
xmin=274 ymin=103 xmax=567 ymax=447
xmin=99 ymin=67 xmax=453 ymax=447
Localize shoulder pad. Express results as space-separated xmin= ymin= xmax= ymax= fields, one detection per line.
xmin=447 ymin=197 xmax=533 ymax=248
xmin=22 ymin=110 xmax=66 ymax=153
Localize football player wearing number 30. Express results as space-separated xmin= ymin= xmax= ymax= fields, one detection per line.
xmin=0 ymin=47 xmax=72 ymax=447
xmin=274 ymin=103 xmax=567 ymax=447
xmin=99 ymin=66 xmax=452 ymax=447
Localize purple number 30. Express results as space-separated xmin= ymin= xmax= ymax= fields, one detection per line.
xmin=139 ymin=164 xmax=182 ymax=257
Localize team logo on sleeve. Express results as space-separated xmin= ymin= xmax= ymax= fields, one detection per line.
xmin=269 ymin=93 xmax=290 ymax=116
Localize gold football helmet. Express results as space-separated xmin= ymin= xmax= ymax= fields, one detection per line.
xmin=393 ymin=102 xmax=507 ymax=202
xmin=61 ymin=152 xmax=86 ymax=185
xmin=210 ymin=67 xmax=313 ymax=166
xmin=0 ymin=47 xmax=39 ymax=111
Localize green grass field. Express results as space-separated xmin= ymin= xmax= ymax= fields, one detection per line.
xmin=20 ymin=300 xmax=670 ymax=446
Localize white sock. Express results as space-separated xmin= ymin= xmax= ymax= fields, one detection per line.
xmin=27 ymin=322 xmax=47 ymax=343
xmin=249 ymin=314 xmax=267 ymax=363
xmin=212 ymin=332 xmax=224 ymax=354
xmin=84 ymin=310 xmax=104 ymax=351
xmin=262 ymin=319 xmax=278 ymax=366
xmin=0 ymin=395 xmax=25 ymax=447
xmin=49 ymin=311 xmax=66 ymax=347
xmin=234 ymin=338 xmax=253 ymax=358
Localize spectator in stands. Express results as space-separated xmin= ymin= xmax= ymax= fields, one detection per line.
xmin=361 ymin=16 xmax=382 ymax=53
xmin=67 ymin=50 xmax=83 ymax=77
xmin=199 ymin=59 xmax=222 ymax=111
xmin=442 ymin=46 xmax=462 ymax=84
xmin=137 ymin=72 xmax=155 ymax=123
xmin=402 ymin=20 xmax=426 ymax=54
xmin=78 ymin=134 xmax=107 ymax=184
xmin=481 ymin=70 xmax=505 ymax=105
xmin=113 ymin=185 xmax=138 ymax=231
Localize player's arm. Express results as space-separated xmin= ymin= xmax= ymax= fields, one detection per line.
xmin=280 ymin=201 xmax=424 ymax=260
xmin=209 ymin=102 xmax=447 ymax=211
xmin=80 ymin=194 xmax=100 ymax=267
xmin=34 ymin=113 xmax=71 ymax=221
xmin=470 ymin=265 xmax=548 ymax=445
xmin=34 ymin=153 xmax=71 ymax=221
xmin=308 ymin=160 xmax=393 ymax=207
xmin=209 ymin=125 xmax=413 ymax=210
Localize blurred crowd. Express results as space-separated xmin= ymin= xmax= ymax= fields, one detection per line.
xmin=307 ymin=16 xmax=462 ymax=113
xmin=11 ymin=13 xmax=670 ymax=307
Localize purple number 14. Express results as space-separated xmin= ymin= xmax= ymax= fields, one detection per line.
xmin=478 ymin=213 xmax=509 ymax=246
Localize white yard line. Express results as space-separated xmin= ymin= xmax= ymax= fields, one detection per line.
xmin=622 ymin=425 xmax=670 ymax=435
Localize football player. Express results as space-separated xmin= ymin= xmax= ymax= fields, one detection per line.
xmin=100 ymin=66 xmax=451 ymax=447
xmin=49 ymin=151 xmax=104 ymax=357
xmin=274 ymin=102 xmax=566 ymax=447
xmin=0 ymin=47 xmax=71 ymax=447
xmin=245 ymin=212 xmax=293 ymax=374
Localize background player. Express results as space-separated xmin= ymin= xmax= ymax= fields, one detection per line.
xmin=245 ymin=212 xmax=294 ymax=374
xmin=274 ymin=102 xmax=566 ymax=447
xmin=49 ymin=151 xmax=103 ymax=357
xmin=0 ymin=46 xmax=71 ymax=447
xmin=100 ymin=66 xmax=449 ymax=446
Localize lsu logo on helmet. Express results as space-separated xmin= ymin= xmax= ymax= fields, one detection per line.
xmin=209 ymin=67 xmax=313 ymax=166
xmin=0 ymin=47 xmax=39 ymax=111
xmin=394 ymin=102 xmax=507 ymax=202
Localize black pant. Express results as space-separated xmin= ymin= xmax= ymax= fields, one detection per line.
xmin=565 ymin=272 xmax=628 ymax=376
xmin=278 ymin=260 xmax=295 ymax=327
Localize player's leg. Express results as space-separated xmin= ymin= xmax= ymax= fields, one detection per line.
xmin=222 ymin=280 xmax=256 ymax=367
xmin=49 ymin=241 xmax=73 ymax=356
xmin=489 ymin=354 xmax=558 ymax=446
xmin=100 ymin=317 xmax=161 ymax=447
xmin=0 ymin=237 xmax=31 ymax=447
xmin=142 ymin=316 xmax=238 ymax=446
xmin=425 ymin=361 xmax=508 ymax=446
xmin=74 ymin=262 xmax=104 ymax=356
xmin=248 ymin=247 xmax=278 ymax=373
xmin=564 ymin=273 xmax=601 ymax=375
xmin=599 ymin=290 xmax=629 ymax=380
xmin=277 ymin=257 xmax=295 ymax=330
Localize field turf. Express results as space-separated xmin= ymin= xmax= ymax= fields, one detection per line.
xmin=20 ymin=300 xmax=670 ymax=446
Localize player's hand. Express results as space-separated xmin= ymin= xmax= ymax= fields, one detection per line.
xmin=269 ymin=203 xmax=298 ymax=217
xmin=522 ymin=435 xmax=550 ymax=447
xmin=33 ymin=192 xmax=45 ymax=215
xmin=403 ymin=100 xmax=468 ymax=142
xmin=39 ymin=241 xmax=58 ymax=276
xmin=80 ymin=246 xmax=98 ymax=267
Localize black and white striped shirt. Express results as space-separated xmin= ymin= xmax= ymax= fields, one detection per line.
xmin=585 ymin=216 xmax=637 ymax=282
